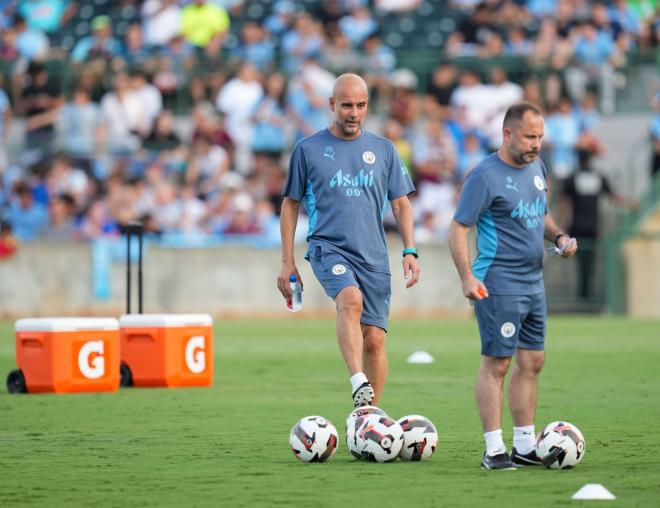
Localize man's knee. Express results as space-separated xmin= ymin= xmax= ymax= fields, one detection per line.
xmin=336 ymin=287 xmax=363 ymax=316
xmin=515 ymin=350 xmax=545 ymax=375
xmin=363 ymin=329 xmax=385 ymax=356
xmin=482 ymin=356 xmax=511 ymax=379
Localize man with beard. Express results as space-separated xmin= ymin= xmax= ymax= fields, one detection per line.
xmin=448 ymin=102 xmax=577 ymax=470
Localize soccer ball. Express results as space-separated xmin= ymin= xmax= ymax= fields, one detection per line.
xmin=289 ymin=416 xmax=339 ymax=463
xmin=346 ymin=406 xmax=388 ymax=459
xmin=535 ymin=421 xmax=586 ymax=469
xmin=397 ymin=415 xmax=438 ymax=461
xmin=354 ymin=414 xmax=404 ymax=463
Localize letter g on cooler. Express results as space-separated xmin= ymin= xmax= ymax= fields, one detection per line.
xmin=185 ymin=335 xmax=206 ymax=374
xmin=78 ymin=340 xmax=105 ymax=379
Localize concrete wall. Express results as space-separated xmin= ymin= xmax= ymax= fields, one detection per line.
xmin=0 ymin=241 xmax=469 ymax=318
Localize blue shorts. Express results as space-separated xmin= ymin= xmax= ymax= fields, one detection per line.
xmin=309 ymin=245 xmax=391 ymax=331
xmin=474 ymin=293 xmax=546 ymax=357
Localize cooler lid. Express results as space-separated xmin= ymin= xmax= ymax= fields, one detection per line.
xmin=15 ymin=317 xmax=119 ymax=332
xmin=119 ymin=314 xmax=213 ymax=328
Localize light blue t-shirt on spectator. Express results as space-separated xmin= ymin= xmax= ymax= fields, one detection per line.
xmin=453 ymin=153 xmax=549 ymax=295
xmin=19 ymin=0 xmax=69 ymax=33
xmin=7 ymin=201 xmax=48 ymax=242
xmin=282 ymin=128 xmax=415 ymax=273
xmin=574 ymin=32 xmax=614 ymax=66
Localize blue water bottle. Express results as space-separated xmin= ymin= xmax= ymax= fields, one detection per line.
xmin=287 ymin=274 xmax=302 ymax=312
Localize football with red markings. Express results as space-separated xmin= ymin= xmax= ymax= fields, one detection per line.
xmin=535 ymin=421 xmax=586 ymax=469
xmin=396 ymin=415 xmax=438 ymax=461
xmin=289 ymin=416 xmax=339 ymax=463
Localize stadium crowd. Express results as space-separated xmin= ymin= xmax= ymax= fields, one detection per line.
xmin=0 ymin=0 xmax=657 ymax=255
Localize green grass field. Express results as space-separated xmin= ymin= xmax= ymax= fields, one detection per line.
xmin=0 ymin=316 xmax=659 ymax=507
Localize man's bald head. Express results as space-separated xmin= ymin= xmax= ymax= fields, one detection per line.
xmin=332 ymin=73 xmax=369 ymax=99
xmin=329 ymin=73 xmax=369 ymax=140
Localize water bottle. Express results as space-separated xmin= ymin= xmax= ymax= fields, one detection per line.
xmin=287 ymin=274 xmax=302 ymax=312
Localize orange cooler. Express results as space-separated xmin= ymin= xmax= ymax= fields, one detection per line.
xmin=15 ymin=318 xmax=120 ymax=393
xmin=119 ymin=314 xmax=214 ymax=388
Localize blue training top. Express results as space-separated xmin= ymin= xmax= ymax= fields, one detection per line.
xmin=453 ymin=152 xmax=548 ymax=295
xmin=282 ymin=128 xmax=415 ymax=273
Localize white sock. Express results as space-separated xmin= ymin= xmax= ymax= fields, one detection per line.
xmin=350 ymin=372 xmax=369 ymax=393
xmin=513 ymin=425 xmax=536 ymax=454
xmin=484 ymin=429 xmax=506 ymax=456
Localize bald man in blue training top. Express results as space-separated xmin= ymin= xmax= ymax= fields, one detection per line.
xmin=277 ymin=73 xmax=420 ymax=408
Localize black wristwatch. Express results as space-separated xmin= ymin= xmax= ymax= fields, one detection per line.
xmin=402 ymin=248 xmax=419 ymax=259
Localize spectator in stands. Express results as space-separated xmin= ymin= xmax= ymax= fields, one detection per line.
xmin=280 ymin=11 xmax=324 ymax=75
xmin=251 ymin=72 xmax=287 ymax=157
xmin=450 ymin=70 xmax=491 ymax=132
xmin=388 ymin=68 xmax=420 ymax=131
xmin=185 ymin=136 xmax=231 ymax=197
xmin=191 ymin=102 xmax=234 ymax=156
xmin=483 ymin=67 xmax=523 ymax=150
xmin=426 ymin=62 xmax=457 ymax=121
xmin=411 ymin=117 xmax=457 ymax=185
xmin=180 ymin=0 xmax=230 ymax=49
xmin=177 ymin=184 xmax=207 ymax=234
xmin=338 ymin=5 xmax=376 ymax=47
xmin=230 ymin=22 xmax=275 ymax=73
xmin=321 ymin=29 xmax=361 ymax=75
xmin=457 ymin=131 xmax=488 ymax=182
xmin=77 ymin=198 xmax=120 ymax=241
xmin=13 ymin=14 xmax=49 ymax=62
xmin=18 ymin=0 xmax=76 ymax=34
xmin=565 ymin=20 xmax=619 ymax=114
xmin=143 ymin=109 xmax=182 ymax=153
xmin=71 ymin=15 xmax=121 ymax=63
xmin=99 ymin=73 xmax=142 ymax=154
xmin=287 ymin=58 xmax=335 ymax=140
xmin=46 ymin=153 xmax=89 ymax=212
xmin=120 ymin=24 xmax=150 ymax=70
xmin=57 ymin=86 xmax=102 ymax=167
xmin=264 ymin=1 xmax=296 ymax=37
xmin=545 ymin=97 xmax=581 ymax=183
xmin=141 ymin=0 xmax=181 ymax=48
xmin=128 ymin=68 xmax=163 ymax=136
xmin=382 ymin=117 xmax=412 ymax=174
xmin=6 ymin=181 xmax=48 ymax=241
xmin=43 ymin=192 xmax=76 ymax=241
xmin=215 ymin=63 xmax=263 ymax=173
xmin=21 ymin=61 xmax=62 ymax=156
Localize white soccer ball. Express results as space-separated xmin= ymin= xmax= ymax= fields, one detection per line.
xmin=346 ymin=406 xmax=388 ymax=459
xmin=397 ymin=415 xmax=438 ymax=461
xmin=354 ymin=414 xmax=404 ymax=462
xmin=535 ymin=421 xmax=586 ymax=469
xmin=289 ymin=416 xmax=339 ymax=463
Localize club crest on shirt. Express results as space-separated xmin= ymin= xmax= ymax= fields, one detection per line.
xmin=362 ymin=151 xmax=376 ymax=164
xmin=324 ymin=146 xmax=336 ymax=160
xmin=501 ymin=322 xmax=516 ymax=338
xmin=332 ymin=264 xmax=347 ymax=275
xmin=534 ymin=175 xmax=545 ymax=190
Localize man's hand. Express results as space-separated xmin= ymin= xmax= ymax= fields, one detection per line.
xmin=461 ymin=275 xmax=489 ymax=301
xmin=557 ymin=236 xmax=578 ymax=258
xmin=277 ymin=263 xmax=303 ymax=300
xmin=403 ymin=255 xmax=420 ymax=289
